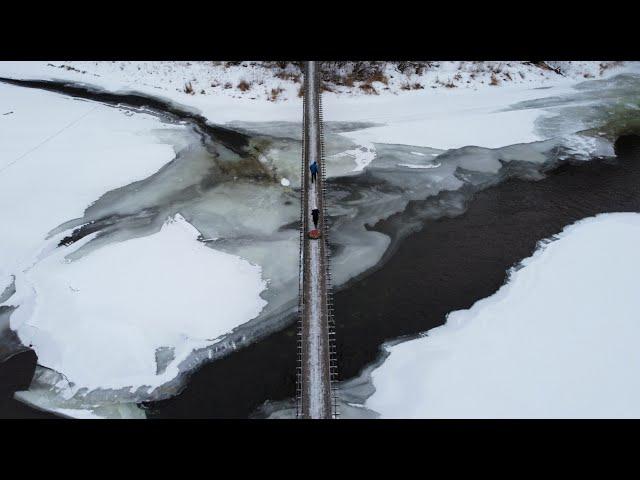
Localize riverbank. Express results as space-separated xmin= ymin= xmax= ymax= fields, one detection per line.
xmin=2 ymin=64 xmax=640 ymax=418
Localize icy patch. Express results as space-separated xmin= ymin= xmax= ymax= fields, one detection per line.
xmin=52 ymin=408 xmax=106 ymax=419
xmin=365 ymin=213 xmax=640 ymax=418
xmin=10 ymin=214 xmax=267 ymax=395
xmin=330 ymin=142 xmax=377 ymax=172
xmin=15 ymin=386 xmax=147 ymax=419
xmin=558 ymin=133 xmax=615 ymax=161
xmin=323 ymin=83 xmax=575 ymax=150
xmin=397 ymin=162 xmax=441 ymax=169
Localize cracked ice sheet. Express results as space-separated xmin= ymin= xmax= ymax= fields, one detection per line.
xmin=330 ymin=142 xmax=377 ymax=172
xmin=366 ymin=213 xmax=640 ymax=419
xmin=11 ymin=214 xmax=267 ymax=394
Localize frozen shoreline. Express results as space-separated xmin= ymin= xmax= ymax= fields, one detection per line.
xmin=364 ymin=213 xmax=640 ymax=419
xmin=2 ymin=62 xmax=640 ymax=418
xmin=2 ymin=61 xmax=639 ymax=172
xmin=0 ymin=81 xmax=268 ymax=417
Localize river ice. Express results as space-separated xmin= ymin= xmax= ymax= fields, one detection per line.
xmin=1 ymin=65 xmax=640 ymax=418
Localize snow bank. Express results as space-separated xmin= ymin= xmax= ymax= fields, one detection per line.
xmin=2 ymin=61 xmax=637 ymax=155
xmin=0 ymin=82 xmax=183 ymax=301
xmin=11 ymin=214 xmax=267 ymax=393
xmin=0 ymin=81 xmax=267 ymax=408
xmin=366 ymin=213 xmax=640 ymax=418
xmin=0 ymin=61 xmax=303 ymax=124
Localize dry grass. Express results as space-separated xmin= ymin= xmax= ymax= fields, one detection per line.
xmin=237 ymin=79 xmax=252 ymax=92
xmin=600 ymin=61 xmax=622 ymax=75
xmin=370 ymin=70 xmax=389 ymax=85
xmin=269 ymin=87 xmax=285 ymax=101
xmin=359 ymin=82 xmax=378 ymax=95
xmin=184 ymin=81 xmax=194 ymax=95
xmin=276 ymin=71 xmax=302 ymax=83
xmin=342 ymin=74 xmax=355 ymax=87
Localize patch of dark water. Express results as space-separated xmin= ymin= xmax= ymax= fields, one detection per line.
xmin=145 ymin=136 xmax=640 ymax=418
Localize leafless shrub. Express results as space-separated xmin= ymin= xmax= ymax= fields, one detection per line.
xmin=600 ymin=61 xmax=622 ymax=75
xmin=320 ymin=61 xmax=391 ymax=88
xmin=184 ymin=81 xmax=194 ymax=95
xmin=237 ymin=79 xmax=251 ymax=92
xmin=269 ymin=87 xmax=285 ymax=101
xmin=370 ymin=70 xmax=389 ymax=85
xmin=359 ymin=82 xmax=378 ymax=94
xmin=276 ymin=71 xmax=302 ymax=83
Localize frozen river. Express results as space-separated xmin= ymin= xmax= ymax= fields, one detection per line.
xmin=1 ymin=71 xmax=640 ymax=418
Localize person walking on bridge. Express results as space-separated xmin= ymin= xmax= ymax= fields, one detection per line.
xmin=310 ymin=161 xmax=318 ymax=183
xmin=312 ymin=208 xmax=320 ymax=229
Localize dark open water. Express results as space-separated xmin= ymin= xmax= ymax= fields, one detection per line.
xmin=143 ymin=136 xmax=640 ymax=418
xmin=2 ymin=137 xmax=639 ymax=419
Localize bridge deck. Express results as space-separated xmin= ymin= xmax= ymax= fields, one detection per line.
xmin=298 ymin=61 xmax=334 ymax=419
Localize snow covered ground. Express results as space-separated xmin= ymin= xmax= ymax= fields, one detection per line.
xmin=12 ymin=214 xmax=266 ymax=393
xmin=2 ymin=61 xmax=638 ymax=173
xmin=1 ymin=61 xmax=639 ymax=418
xmin=0 ymin=62 xmax=303 ymax=124
xmin=0 ymin=81 xmax=267 ymax=417
xmin=365 ymin=213 xmax=640 ymax=418
xmin=0 ymin=81 xmax=182 ymax=297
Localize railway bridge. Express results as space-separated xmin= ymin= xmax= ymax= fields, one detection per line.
xmin=296 ymin=61 xmax=338 ymax=419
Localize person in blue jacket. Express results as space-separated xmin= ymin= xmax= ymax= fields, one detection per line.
xmin=310 ymin=161 xmax=318 ymax=183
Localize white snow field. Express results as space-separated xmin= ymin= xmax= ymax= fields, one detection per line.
xmin=324 ymin=84 xmax=568 ymax=151
xmin=0 ymin=81 xmax=267 ymax=415
xmin=0 ymin=61 xmax=304 ymax=124
xmin=2 ymin=62 xmax=640 ymax=418
xmin=0 ymin=82 xmax=182 ymax=296
xmin=2 ymin=61 xmax=639 ymax=173
xmin=11 ymin=214 xmax=266 ymax=393
xmin=366 ymin=213 xmax=640 ymax=419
